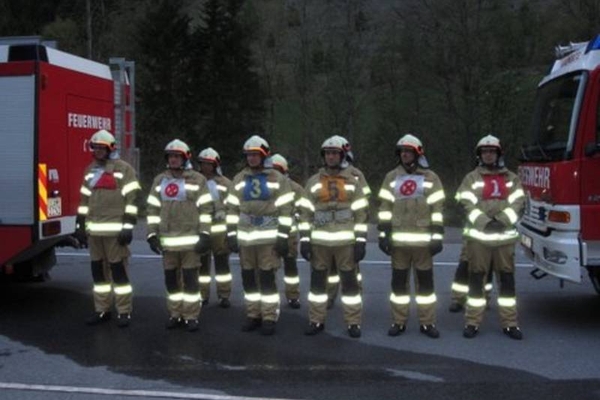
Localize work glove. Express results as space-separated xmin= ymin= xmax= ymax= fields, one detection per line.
xmin=117 ymin=228 xmax=133 ymax=246
xmin=429 ymin=239 xmax=443 ymax=256
xmin=354 ymin=240 xmax=366 ymax=262
xmin=147 ymin=235 xmax=163 ymax=255
xmin=300 ymin=241 xmax=311 ymax=261
xmin=73 ymin=215 xmax=88 ymax=248
xmin=484 ymin=219 xmax=505 ymax=233
xmin=378 ymin=233 xmax=391 ymax=256
xmin=227 ymin=234 xmax=239 ymax=254
xmin=194 ymin=232 xmax=211 ymax=254
xmin=275 ymin=236 xmax=289 ymax=257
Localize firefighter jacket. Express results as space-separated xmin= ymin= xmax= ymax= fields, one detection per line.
xmin=146 ymin=169 xmax=213 ymax=251
xmin=457 ymin=166 xmax=525 ymax=246
xmin=377 ymin=164 xmax=445 ymax=247
xmin=289 ymin=178 xmax=306 ymax=234
xmin=78 ymin=158 xmax=141 ymax=236
xmin=226 ymin=167 xmax=294 ymax=246
xmin=206 ymin=174 xmax=233 ymax=236
xmin=299 ymin=167 xmax=369 ymax=247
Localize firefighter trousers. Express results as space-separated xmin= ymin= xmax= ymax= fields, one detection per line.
xmin=389 ymin=246 xmax=436 ymax=326
xmin=283 ymin=234 xmax=300 ymax=300
xmin=88 ymin=235 xmax=132 ymax=314
xmin=163 ymin=250 xmax=201 ymax=320
xmin=309 ymin=244 xmax=361 ymax=326
xmin=239 ymin=244 xmax=281 ymax=322
xmin=465 ymin=241 xmax=518 ymax=328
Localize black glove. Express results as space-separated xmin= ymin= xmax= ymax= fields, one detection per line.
xmin=73 ymin=215 xmax=88 ymax=248
xmin=484 ymin=219 xmax=505 ymax=233
xmin=300 ymin=241 xmax=311 ymax=261
xmin=275 ymin=236 xmax=289 ymax=257
xmin=227 ymin=234 xmax=239 ymax=253
xmin=429 ymin=239 xmax=443 ymax=256
xmin=354 ymin=241 xmax=366 ymax=262
xmin=194 ymin=232 xmax=211 ymax=254
xmin=378 ymin=234 xmax=391 ymax=256
xmin=117 ymin=228 xmax=133 ymax=246
xmin=147 ymin=235 xmax=162 ymax=255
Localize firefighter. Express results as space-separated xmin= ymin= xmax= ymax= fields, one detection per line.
xmin=271 ymin=153 xmax=304 ymax=309
xmin=457 ymin=134 xmax=525 ymax=340
xmin=448 ymin=239 xmax=494 ymax=313
xmin=75 ymin=129 xmax=141 ymax=328
xmin=197 ymin=147 xmax=233 ymax=308
xmin=377 ymin=134 xmax=445 ymax=339
xmin=146 ymin=139 xmax=213 ymax=332
xmin=325 ymin=135 xmax=371 ymax=309
xmin=300 ymin=136 xmax=369 ymax=338
xmin=225 ymin=135 xmax=294 ymax=335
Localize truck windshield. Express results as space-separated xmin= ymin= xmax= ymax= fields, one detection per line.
xmin=521 ymin=72 xmax=586 ymax=161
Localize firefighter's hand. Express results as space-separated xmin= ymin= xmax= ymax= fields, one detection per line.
xmin=194 ymin=232 xmax=211 ymax=254
xmin=117 ymin=228 xmax=133 ymax=246
xmin=378 ymin=234 xmax=391 ymax=256
xmin=147 ymin=235 xmax=162 ymax=255
xmin=227 ymin=234 xmax=239 ymax=253
xmin=484 ymin=219 xmax=505 ymax=233
xmin=354 ymin=240 xmax=366 ymax=262
xmin=429 ymin=239 xmax=443 ymax=256
xmin=300 ymin=241 xmax=311 ymax=261
xmin=275 ymin=236 xmax=289 ymax=257
xmin=73 ymin=228 xmax=88 ymax=249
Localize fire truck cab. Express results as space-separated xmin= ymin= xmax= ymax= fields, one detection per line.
xmin=518 ymin=35 xmax=600 ymax=294
xmin=0 ymin=37 xmax=135 ymax=280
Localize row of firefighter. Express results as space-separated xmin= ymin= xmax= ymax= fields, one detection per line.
xmin=74 ymin=129 xmax=525 ymax=341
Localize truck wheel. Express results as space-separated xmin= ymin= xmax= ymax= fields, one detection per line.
xmin=588 ymin=267 xmax=600 ymax=295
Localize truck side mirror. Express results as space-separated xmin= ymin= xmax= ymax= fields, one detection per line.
xmin=584 ymin=141 xmax=600 ymax=156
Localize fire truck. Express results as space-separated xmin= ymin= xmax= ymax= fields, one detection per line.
xmin=518 ymin=35 xmax=600 ymax=294
xmin=0 ymin=37 xmax=136 ymax=280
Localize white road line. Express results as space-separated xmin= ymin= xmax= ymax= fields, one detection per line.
xmin=56 ymin=252 xmax=533 ymax=268
xmin=0 ymin=382 xmax=299 ymax=400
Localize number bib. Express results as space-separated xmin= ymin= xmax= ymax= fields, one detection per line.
xmin=207 ymin=179 xmax=220 ymax=202
xmin=318 ymin=177 xmax=348 ymax=203
xmin=243 ymin=173 xmax=270 ymax=201
xmin=482 ymin=175 xmax=508 ymax=200
xmin=160 ymin=178 xmax=187 ymax=202
xmin=394 ymin=175 xmax=424 ymax=199
xmin=90 ymin=168 xmax=117 ymax=190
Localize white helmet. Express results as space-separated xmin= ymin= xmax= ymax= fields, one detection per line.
xmin=396 ymin=134 xmax=424 ymax=155
xmin=89 ymin=129 xmax=116 ymax=151
xmin=197 ymin=147 xmax=221 ymax=165
xmin=331 ymin=135 xmax=354 ymax=163
xmin=271 ymin=153 xmax=288 ymax=173
xmin=243 ymin=135 xmax=270 ymax=157
xmin=321 ymin=136 xmax=348 ymax=168
xmin=476 ymin=134 xmax=502 ymax=154
xmin=165 ymin=139 xmax=191 ymax=159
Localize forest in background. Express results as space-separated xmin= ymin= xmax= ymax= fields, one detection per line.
xmin=2 ymin=0 xmax=600 ymax=223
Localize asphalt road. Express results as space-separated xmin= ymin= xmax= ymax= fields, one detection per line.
xmin=1 ymin=230 xmax=600 ymax=400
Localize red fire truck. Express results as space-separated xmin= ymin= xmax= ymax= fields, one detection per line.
xmin=0 ymin=37 xmax=136 ymax=280
xmin=518 ymin=35 xmax=600 ymax=294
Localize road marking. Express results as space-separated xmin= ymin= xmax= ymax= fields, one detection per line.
xmin=384 ymin=369 xmax=445 ymax=382
xmin=56 ymin=252 xmax=533 ymax=268
xmin=0 ymin=382 xmax=298 ymax=400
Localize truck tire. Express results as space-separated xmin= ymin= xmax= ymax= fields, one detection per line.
xmin=587 ymin=267 xmax=600 ymax=295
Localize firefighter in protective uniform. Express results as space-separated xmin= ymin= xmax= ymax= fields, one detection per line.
xmin=75 ymin=129 xmax=141 ymax=328
xmin=146 ymin=139 xmax=213 ymax=332
xmin=197 ymin=147 xmax=234 ymax=308
xmin=457 ymin=135 xmax=525 ymax=340
xmin=299 ymin=136 xmax=369 ymax=338
xmin=325 ymin=135 xmax=371 ymax=309
xmin=377 ymin=134 xmax=445 ymax=338
xmin=225 ymin=135 xmax=294 ymax=335
xmin=271 ymin=153 xmax=304 ymax=309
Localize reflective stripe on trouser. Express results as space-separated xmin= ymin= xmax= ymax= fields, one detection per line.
xmin=283 ymin=256 xmax=300 ymax=300
xmin=88 ymin=235 xmax=131 ymax=313
xmin=390 ymin=246 xmax=436 ymax=325
xmin=239 ymin=244 xmax=281 ymax=321
xmin=465 ymin=241 xmax=518 ymax=327
xmin=199 ymin=232 xmax=231 ymax=300
xmin=451 ymin=258 xmax=494 ymax=304
xmin=310 ymin=244 xmax=361 ymax=325
xmin=327 ymin=261 xmax=362 ymax=300
xmin=163 ymin=250 xmax=201 ymax=319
